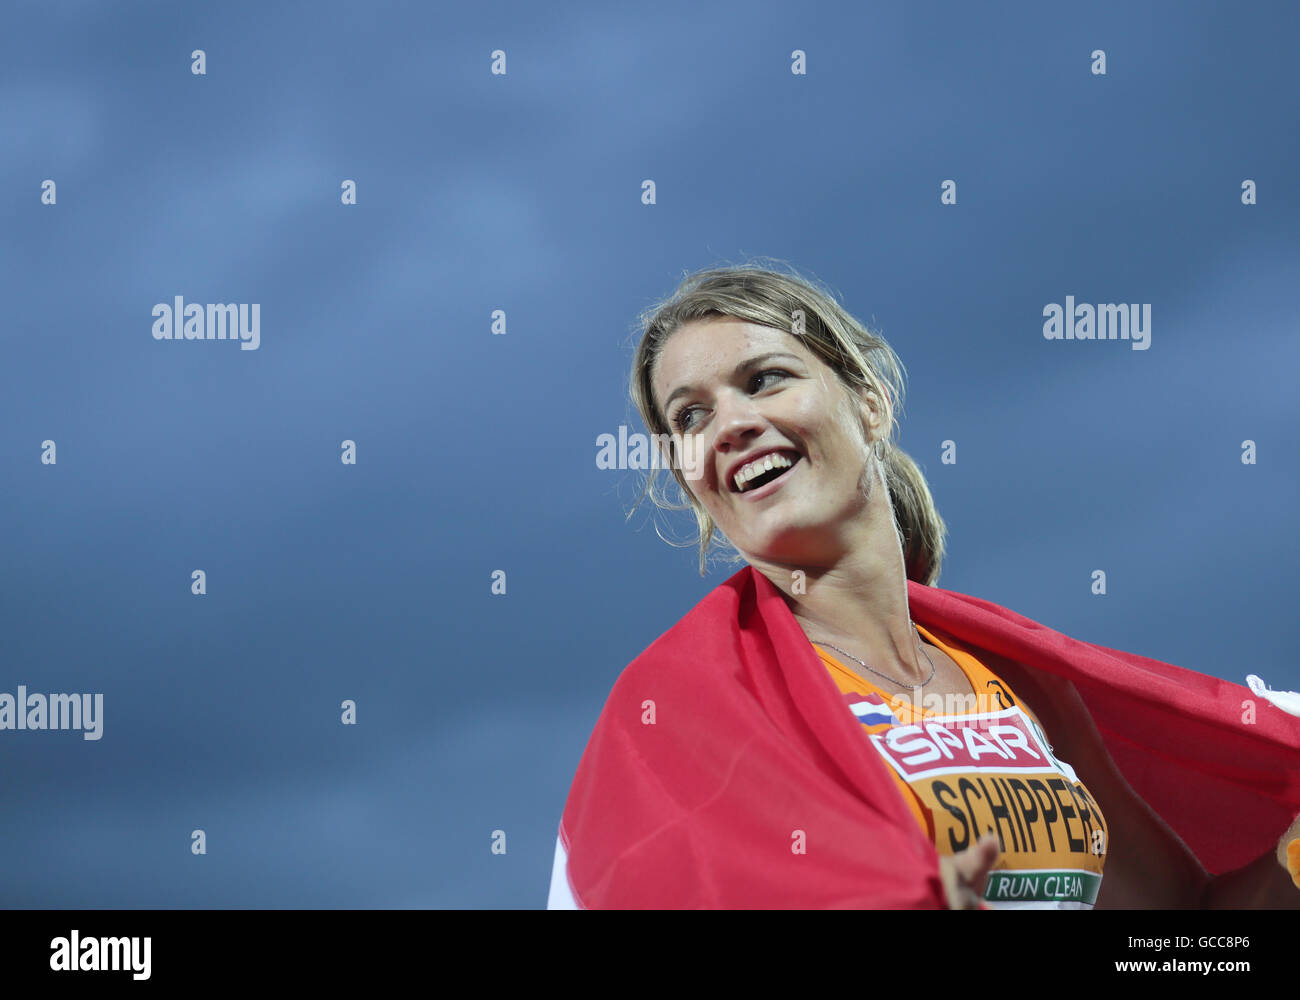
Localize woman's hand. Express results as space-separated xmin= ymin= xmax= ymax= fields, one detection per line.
xmin=1275 ymin=811 xmax=1300 ymax=889
xmin=939 ymin=833 xmax=1000 ymax=909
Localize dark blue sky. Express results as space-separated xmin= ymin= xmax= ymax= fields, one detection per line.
xmin=1 ymin=0 xmax=1297 ymax=908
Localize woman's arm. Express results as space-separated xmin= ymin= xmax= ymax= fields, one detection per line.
xmin=982 ymin=657 xmax=1298 ymax=908
xmin=1200 ymin=815 xmax=1300 ymax=908
xmin=1025 ymin=672 xmax=1206 ymax=908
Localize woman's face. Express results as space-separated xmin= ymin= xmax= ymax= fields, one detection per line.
xmin=652 ymin=316 xmax=887 ymax=568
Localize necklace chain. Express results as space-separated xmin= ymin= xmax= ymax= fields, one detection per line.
xmin=812 ymin=621 xmax=937 ymax=688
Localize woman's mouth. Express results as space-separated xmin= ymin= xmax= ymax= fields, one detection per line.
xmin=732 ymin=451 xmax=801 ymax=499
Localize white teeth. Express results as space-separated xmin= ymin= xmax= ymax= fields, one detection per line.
xmin=733 ymin=452 xmax=795 ymax=492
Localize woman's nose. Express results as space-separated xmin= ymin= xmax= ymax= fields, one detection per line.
xmin=712 ymin=393 xmax=766 ymax=452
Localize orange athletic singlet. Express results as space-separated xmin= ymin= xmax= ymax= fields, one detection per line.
xmin=815 ymin=623 xmax=1109 ymax=909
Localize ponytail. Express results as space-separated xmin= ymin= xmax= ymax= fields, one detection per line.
xmin=882 ymin=443 xmax=947 ymax=587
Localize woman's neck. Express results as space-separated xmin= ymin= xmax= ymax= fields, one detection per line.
xmin=751 ymin=535 xmax=927 ymax=686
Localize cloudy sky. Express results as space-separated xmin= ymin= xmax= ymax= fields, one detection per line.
xmin=1 ymin=0 xmax=1297 ymax=908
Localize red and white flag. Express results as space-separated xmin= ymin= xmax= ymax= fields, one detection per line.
xmin=549 ymin=566 xmax=1300 ymax=908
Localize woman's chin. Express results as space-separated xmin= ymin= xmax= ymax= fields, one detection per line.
xmin=738 ymin=524 xmax=829 ymax=566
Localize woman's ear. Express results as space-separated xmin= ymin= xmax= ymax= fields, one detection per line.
xmin=854 ymin=384 xmax=888 ymax=447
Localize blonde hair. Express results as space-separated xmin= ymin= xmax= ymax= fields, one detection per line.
xmin=628 ymin=259 xmax=947 ymax=585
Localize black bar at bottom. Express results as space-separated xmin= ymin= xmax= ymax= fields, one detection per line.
xmin=0 ymin=907 xmax=1287 ymax=986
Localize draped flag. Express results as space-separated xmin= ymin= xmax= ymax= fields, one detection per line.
xmin=549 ymin=566 xmax=1300 ymax=908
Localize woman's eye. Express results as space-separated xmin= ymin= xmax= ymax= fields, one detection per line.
xmin=671 ymin=371 xmax=789 ymax=431
xmin=752 ymin=369 xmax=789 ymax=390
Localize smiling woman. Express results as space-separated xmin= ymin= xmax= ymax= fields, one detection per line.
xmin=548 ymin=261 xmax=1300 ymax=911
xmin=628 ymin=268 xmax=944 ymax=587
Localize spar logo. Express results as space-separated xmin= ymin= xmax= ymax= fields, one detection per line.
xmin=869 ymin=706 xmax=1078 ymax=782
